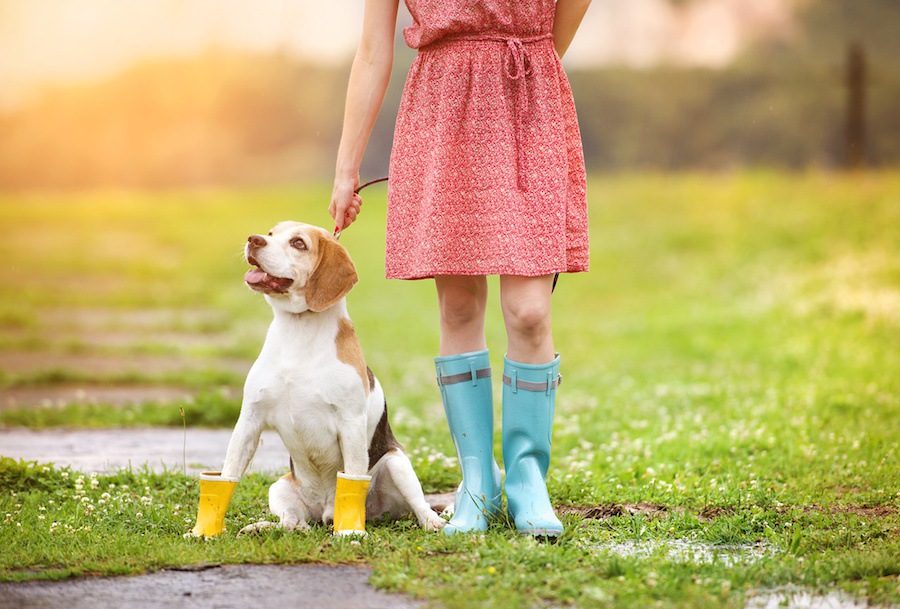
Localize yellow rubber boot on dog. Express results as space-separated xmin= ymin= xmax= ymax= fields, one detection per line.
xmin=190 ymin=471 xmax=239 ymax=538
xmin=333 ymin=472 xmax=371 ymax=537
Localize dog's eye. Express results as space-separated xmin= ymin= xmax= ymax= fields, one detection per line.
xmin=268 ymin=232 xmax=273 ymax=236
xmin=290 ymin=237 xmax=307 ymax=251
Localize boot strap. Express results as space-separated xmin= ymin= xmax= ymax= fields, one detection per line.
xmin=436 ymin=367 xmax=492 ymax=387
xmin=503 ymin=373 xmax=562 ymax=393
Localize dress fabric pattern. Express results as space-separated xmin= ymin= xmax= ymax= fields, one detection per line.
xmin=386 ymin=0 xmax=589 ymax=279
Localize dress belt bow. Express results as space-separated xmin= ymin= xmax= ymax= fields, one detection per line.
xmin=435 ymin=32 xmax=554 ymax=191
xmin=499 ymin=34 xmax=551 ymax=190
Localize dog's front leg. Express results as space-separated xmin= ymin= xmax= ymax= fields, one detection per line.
xmin=332 ymin=412 xmax=371 ymax=536
xmin=190 ymin=410 xmax=264 ymax=537
xmin=339 ymin=411 xmax=370 ymax=477
xmin=221 ymin=411 xmax=266 ymax=479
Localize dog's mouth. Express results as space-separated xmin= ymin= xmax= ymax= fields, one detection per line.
xmin=245 ymin=256 xmax=293 ymax=294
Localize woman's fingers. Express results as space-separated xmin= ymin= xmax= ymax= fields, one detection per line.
xmin=329 ymin=188 xmax=363 ymax=232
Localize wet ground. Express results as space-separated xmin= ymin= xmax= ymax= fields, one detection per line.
xmin=0 ymin=427 xmax=443 ymax=609
xmin=0 ymin=427 xmax=288 ymax=475
xmin=0 ymin=563 xmax=424 ymax=609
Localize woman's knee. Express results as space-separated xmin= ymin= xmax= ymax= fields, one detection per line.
xmin=436 ymin=276 xmax=487 ymax=329
xmin=503 ymin=298 xmax=552 ymax=338
xmin=499 ymin=275 xmax=554 ymax=340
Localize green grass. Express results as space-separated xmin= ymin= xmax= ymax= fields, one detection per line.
xmin=1 ymin=172 xmax=899 ymax=607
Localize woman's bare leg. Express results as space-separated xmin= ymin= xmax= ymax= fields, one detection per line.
xmin=435 ymin=275 xmax=489 ymax=356
xmin=499 ymin=275 xmax=556 ymax=363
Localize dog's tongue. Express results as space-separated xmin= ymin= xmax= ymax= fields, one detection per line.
xmin=244 ymin=268 xmax=268 ymax=284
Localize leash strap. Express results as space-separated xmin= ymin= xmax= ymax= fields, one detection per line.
xmin=355 ymin=176 xmax=389 ymax=194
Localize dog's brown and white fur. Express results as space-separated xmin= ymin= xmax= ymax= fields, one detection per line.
xmin=220 ymin=221 xmax=444 ymax=533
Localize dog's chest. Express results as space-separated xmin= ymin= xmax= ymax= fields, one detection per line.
xmin=270 ymin=397 xmax=343 ymax=473
xmin=246 ymin=346 xmax=360 ymax=472
xmin=245 ymin=313 xmax=372 ymax=473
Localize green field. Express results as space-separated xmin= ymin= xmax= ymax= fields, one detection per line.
xmin=0 ymin=173 xmax=898 ymax=608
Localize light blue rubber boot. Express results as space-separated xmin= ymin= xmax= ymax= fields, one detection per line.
xmin=502 ymin=354 xmax=564 ymax=537
xmin=435 ymin=350 xmax=502 ymax=534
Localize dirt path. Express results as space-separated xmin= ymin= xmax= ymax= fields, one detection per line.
xmin=0 ymin=564 xmax=424 ymax=609
xmin=0 ymin=427 xmax=287 ymax=475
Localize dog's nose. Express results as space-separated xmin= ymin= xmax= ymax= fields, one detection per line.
xmin=247 ymin=234 xmax=267 ymax=249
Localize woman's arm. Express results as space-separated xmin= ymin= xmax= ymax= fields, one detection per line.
xmin=330 ymin=0 xmax=400 ymax=231
xmin=553 ymin=0 xmax=592 ymax=59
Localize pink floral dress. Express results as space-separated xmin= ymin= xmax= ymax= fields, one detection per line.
xmin=385 ymin=0 xmax=589 ymax=279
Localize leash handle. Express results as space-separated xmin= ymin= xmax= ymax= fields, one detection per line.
xmin=334 ymin=177 xmax=389 ymax=239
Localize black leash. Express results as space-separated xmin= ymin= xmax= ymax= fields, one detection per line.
xmin=354 ymin=176 xmax=389 ymax=194
xmin=336 ymin=176 xmax=560 ymax=293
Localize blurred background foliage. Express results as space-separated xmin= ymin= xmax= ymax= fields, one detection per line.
xmin=0 ymin=0 xmax=898 ymax=190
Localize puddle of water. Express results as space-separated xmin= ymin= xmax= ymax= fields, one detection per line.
xmin=0 ymin=563 xmax=424 ymax=609
xmin=595 ymin=539 xmax=776 ymax=567
xmin=0 ymin=428 xmax=289 ymax=475
xmin=744 ymin=586 xmax=869 ymax=609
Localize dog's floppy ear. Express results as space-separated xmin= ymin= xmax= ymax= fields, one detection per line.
xmin=305 ymin=235 xmax=359 ymax=312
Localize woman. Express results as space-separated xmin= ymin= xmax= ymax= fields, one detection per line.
xmin=329 ymin=0 xmax=591 ymax=537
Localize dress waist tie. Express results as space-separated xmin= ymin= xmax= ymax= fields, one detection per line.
xmin=427 ymin=32 xmax=554 ymax=191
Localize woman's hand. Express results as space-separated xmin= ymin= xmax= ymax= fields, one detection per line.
xmin=330 ymin=179 xmax=363 ymax=233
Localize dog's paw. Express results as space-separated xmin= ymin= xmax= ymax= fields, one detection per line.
xmin=421 ymin=512 xmax=447 ymax=532
xmin=238 ymin=521 xmax=278 ymax=536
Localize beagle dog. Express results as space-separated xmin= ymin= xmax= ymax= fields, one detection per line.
xmin=222 ymin=221 xmax=444 ymax=533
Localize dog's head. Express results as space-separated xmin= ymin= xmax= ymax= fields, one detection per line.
xmin=244 ymin=221 xmax=358 ymax=314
